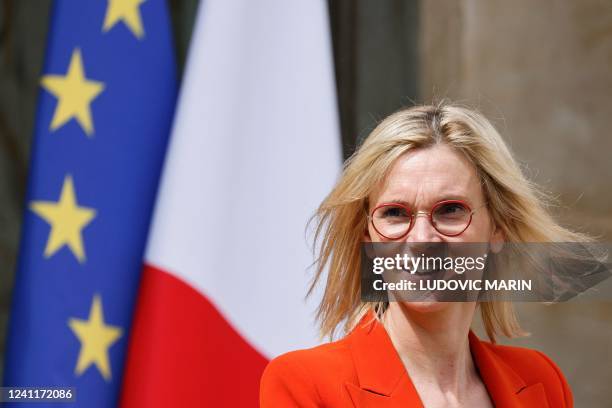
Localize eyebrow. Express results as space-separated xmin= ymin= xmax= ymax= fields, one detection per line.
xmin=379 ymin=195 xmax=473 ymax=207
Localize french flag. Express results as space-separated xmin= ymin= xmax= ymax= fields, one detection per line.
xmin=120 ymin=0 xmax=341 ymax=406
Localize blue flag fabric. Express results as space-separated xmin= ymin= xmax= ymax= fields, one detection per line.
xmin=4 ymin=0 xmax=177 ymax=406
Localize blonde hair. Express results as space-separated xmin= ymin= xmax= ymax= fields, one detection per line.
xmin=309 ymin=102 xmax=589 ymax=342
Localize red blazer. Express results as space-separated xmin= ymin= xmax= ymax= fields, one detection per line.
xmin=260 ymin=314 xmax=572 ymax=407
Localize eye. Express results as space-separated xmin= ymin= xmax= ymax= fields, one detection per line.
xmin=383 ymin=206 xmax=408 ymax=217
xmin=373 ymin=204 xmax=411 ymax=221
xmin=434 ymin=202 xmax=469 ymax=219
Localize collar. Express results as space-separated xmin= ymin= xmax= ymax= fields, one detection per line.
xmin=344 ymin=312 xmax=549 ymax=407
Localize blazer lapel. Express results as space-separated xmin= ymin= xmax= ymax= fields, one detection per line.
xmin=345 ymin=378 xmax=424 ymax=408
xmin=345 ymin=314 xmax=425 ymax=407
xmin=469 ymin=331 xmax=550 ymax=408
xmin=344 ymin=313 xmax=550 ymax=408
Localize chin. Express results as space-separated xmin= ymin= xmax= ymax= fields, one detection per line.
xmin=398 ymin=300 xmax=451 ymax=314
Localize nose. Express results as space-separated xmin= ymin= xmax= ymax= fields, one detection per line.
xmin=405 ymin=212 xmax=442 ymax=244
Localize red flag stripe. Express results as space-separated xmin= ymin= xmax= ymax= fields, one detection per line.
xmin=120 ymin=264 xmax=269 ymax=407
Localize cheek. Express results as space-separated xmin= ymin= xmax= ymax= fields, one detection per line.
xmin=367 ymin=223 xmax=383 ymax=242
xmin=464 ymin=214 xmax=494 ymax=241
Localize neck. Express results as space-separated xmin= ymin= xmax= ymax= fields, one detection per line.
xmin=382 ymin=302 xmax=479 ymax=395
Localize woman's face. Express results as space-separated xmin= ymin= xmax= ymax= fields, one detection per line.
xmin=365 ymin=143 xmax=503 ymax=312
xmin=366 ymin=143 xmax=499 ymax=244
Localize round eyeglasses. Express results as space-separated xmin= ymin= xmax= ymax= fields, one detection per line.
xmin=368 ymin=200 xmax=486 ymax=239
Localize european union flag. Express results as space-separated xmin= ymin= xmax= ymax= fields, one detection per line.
xmin=3 ymin=0 xmax=177 ymax=406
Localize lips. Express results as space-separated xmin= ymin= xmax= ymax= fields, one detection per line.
xmin=412 ymin=267 xmax=442 ymax=276
xmin=399 ymin=266 xmax=445 ymax=276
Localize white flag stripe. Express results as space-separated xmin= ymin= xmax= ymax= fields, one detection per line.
xmin=145 ymin=0 xmax=341 ymax=357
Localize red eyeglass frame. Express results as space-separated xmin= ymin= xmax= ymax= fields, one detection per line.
xmin=368 ymin=199 xmax=479 ymax=239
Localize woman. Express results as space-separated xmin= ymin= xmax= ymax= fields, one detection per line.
xmin=260 ymin=103 xmax=580 ymax=407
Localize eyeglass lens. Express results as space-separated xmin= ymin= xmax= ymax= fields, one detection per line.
xmin=371 ymin=202 xmax=472 ymax=238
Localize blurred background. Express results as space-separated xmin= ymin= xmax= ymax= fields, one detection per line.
xmin=1 ymin=0 xmax=611 ymax=405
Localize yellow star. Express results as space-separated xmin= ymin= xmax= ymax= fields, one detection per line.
xmin=41 ymin=49 xmax=105 ymax=136
xmin=103 ymin=0 xmax=146 ymax=39
xmin=68 ymin=295 xmax=123 ymax=381
xmin=29 ymin=175 xmax=97 ymax=263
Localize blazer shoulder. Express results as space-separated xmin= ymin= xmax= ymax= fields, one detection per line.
xmin=484 ymin=341 xmax=573 ymax=407
xmin=260 ymin=337 xmax=357 ymax=407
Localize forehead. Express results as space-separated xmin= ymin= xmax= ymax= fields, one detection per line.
xmin=373 ymin=144 xmax=483 ymax=205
